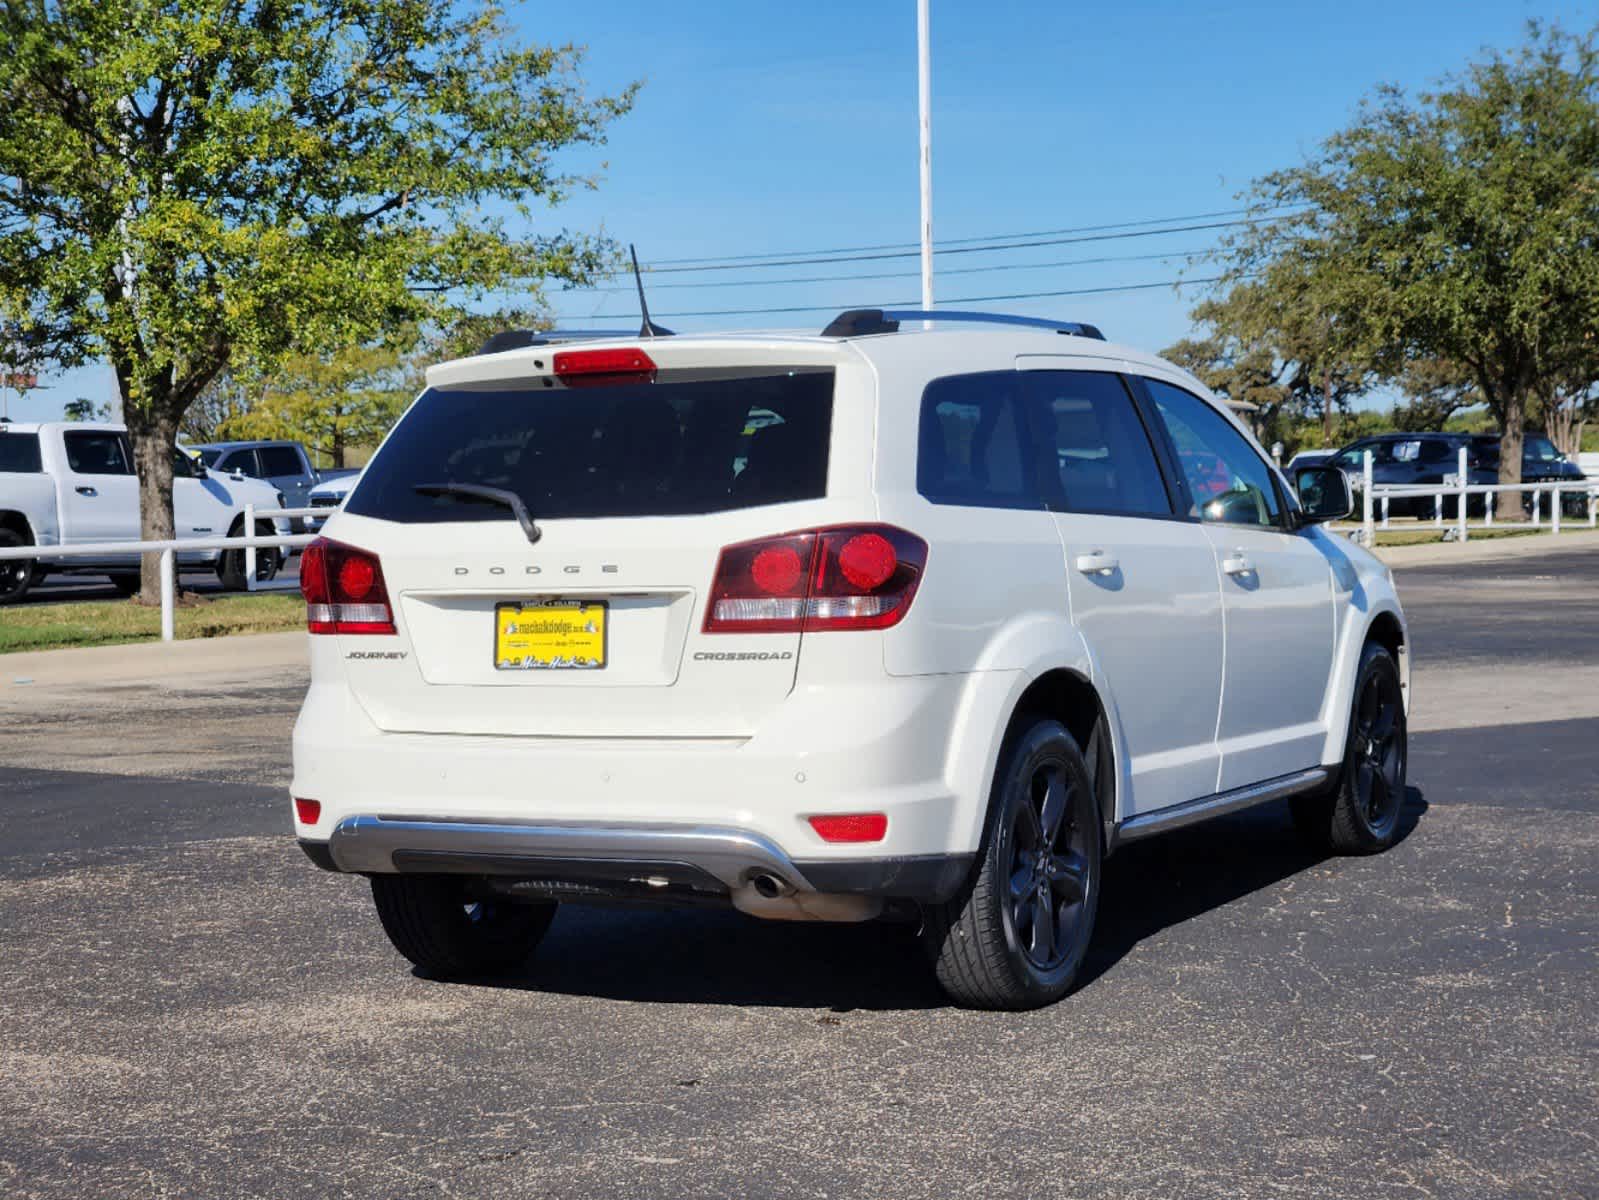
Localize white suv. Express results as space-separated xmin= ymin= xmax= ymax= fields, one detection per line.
xmin=291 ymin=309 xmax=1409 ymax=1010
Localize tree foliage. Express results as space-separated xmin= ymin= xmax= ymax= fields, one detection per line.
xmin=1210 ymin=22 xmax=1599 ymax=516
xmin=0 ymin=0 xmax=635 ymax=595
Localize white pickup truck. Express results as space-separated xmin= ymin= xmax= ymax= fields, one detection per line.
xmin=0 ymin=421 xmax=289 ymax=603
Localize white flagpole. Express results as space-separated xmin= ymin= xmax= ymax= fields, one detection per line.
xmin=918 ymin=0 xmax=933 ymax=323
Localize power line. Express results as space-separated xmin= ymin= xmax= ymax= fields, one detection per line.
xmin=555 ymin=274 xmax=1226 ymax=322
xmin=578 ymin=248 xmax=1208 ymax=293
xmin=643 ymin=220 xmax=1253 ymax=274
xmin=646 ymin=206 xmax=1287 ymax=267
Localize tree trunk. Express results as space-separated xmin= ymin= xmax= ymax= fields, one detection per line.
xmin=1322 ymin=376 xmax=1334 ymax=446
xmin=332 ymin=426 xmax=345 ymax=469
xmin=1495 ymin=387 xmax=1526 ymax=523
xmin=123 ymin=386 xmax=181 ymax=605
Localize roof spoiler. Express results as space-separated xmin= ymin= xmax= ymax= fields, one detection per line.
xmin=474 ymin=329 xmax=674 ymax=357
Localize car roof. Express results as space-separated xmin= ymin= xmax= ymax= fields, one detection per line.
xmin=190 ymin=439 xmax=297 ymax=450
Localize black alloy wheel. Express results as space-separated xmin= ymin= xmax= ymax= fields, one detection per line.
xmin=0 ymin=529 xmax=34 ymax=604
xmin=1003 ymin=758 xmax=1096 ymax=973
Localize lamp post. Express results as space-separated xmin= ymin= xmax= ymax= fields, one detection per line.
xmin=917 ymin=0 xmax=933 ymax=321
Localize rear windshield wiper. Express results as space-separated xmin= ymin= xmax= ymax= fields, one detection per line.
xmin=413 ymin=483 xmax=542 ymax=544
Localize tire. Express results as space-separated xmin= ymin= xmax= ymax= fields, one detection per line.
xmin=0 ymin=529 xmax=35 ymax=604
xmin=370 ymin=875 xmax=557 ymax=976
xmin=922 ymin=718 xmax=1102 ymax=1010
xmin=217 ymin=519 xmax=283 ymax=590
xmin=1291 ymin=643 xmax=1408 ymax=855
xmin=108 ymin=573 xmax=140 ymax=597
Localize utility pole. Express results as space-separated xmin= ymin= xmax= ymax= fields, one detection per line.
xmin=917 ymin=0 xmax=933 ymax=322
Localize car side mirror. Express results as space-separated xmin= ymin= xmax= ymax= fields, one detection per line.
xmin=1294 ymin=465 xmax=1353 ymax=524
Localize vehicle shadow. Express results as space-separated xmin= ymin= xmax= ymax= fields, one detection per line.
xmin=432 ymin=787 xmax=1428 ymax=1012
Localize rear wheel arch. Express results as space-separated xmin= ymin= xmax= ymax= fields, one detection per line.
xmin=1006 ymin=669 xmax=1118 ymax=848
xmin=0 ymin=510 xmax=35 ymax=543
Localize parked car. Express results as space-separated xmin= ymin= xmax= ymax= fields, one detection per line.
xmin=290 ymin=310 xmax=1408 ymax=1010
xmin=305 ymin=467 xmax=362 ymax=530
xmin=1332 ymin=431 xmax=1587 ymax=518
xmin=0 ymin=422 xmax=289 ymax=603
xmin=1283 ymin=448 xmax=1335 ymax=474
xmin=189 ymin=439 xmax=322 ymax=531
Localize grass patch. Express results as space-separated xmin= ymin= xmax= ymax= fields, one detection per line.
xmin=1371 ymin=525 xmax=1581 ymax=547
xmin=0 ymin=592 xmax=305 ymax=654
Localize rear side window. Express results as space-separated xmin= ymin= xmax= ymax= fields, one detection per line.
xmin=918 ymin=372 xmax=1041 ymax=509
xmin=1022 ymin=371 xmax=1172 ymax=516
xmin=346 ymin=369 xmax=834 ymax=523
xmin=0 ymin=432 xmax=42 ymax=473
xmin=223 ymin=449 xmax=261 ymax=477
xmin=64 ymin=431 xmax=133 ymax=475
xmin=258 ymin=446 xmax=304 ymax=477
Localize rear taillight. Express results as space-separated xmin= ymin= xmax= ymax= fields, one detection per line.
xmin=294 ymin=798 xmax=322 ymax=825
xmin=702 ymin=525 xmax=927 ymax=634
xmin=808 ymin=813 xmax=888 ymax=843
xmin=299 ymin=537 xmax=396 ymax=635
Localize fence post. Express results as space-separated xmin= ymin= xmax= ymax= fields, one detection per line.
xmin=1590 ymin=488 xmax=1597 ymax=529
xmin=1434 ymin=492 xmax=1443 ymax=527
xmin=1531 ymin=488 xmax=1540 ymax=528
xmin=1457 ymin=447 xmax=1468 ymax=544
xmin=244 ymin=502 xmax=256 ymax=592
xmin=1362 ymin=451 xmax=1374 ymax=547
xmin=1381 ymin=495 xmax=1390 ymax=530
xmin=1553 ymin=486 xmax=1561 ymax=535
xmin=1484 ymin=488 xmax=1493 ymax=528
xmin=159 ymin=547 xmax=175 ymax=642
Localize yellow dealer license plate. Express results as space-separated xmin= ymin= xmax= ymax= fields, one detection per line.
xmin=494 ymin=600 xmax=607 ymax=671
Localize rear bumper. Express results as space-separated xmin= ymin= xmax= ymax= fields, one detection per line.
xmin=298 ymin=816 xmax=971 ymax=904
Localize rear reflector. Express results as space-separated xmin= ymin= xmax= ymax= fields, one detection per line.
xmin=553 ymin=347 xmax=657 ymax=387
xmin=703 ymin=525 xmax=927 ymax=634
xmin=808 ymin=813 xmax=888 ymax=843
xmin=294 ymin=798 xmax=322 ymax=825
xmin=299 ymin=538 xmax=396 ymax=635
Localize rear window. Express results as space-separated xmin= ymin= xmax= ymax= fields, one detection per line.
xmin=0 ymin=431 xmax=42 ymax=473
xmin=258 ymin=445 xmax=305 ymax=476
xmin=346 ymin=369 xmax=834 ymax=523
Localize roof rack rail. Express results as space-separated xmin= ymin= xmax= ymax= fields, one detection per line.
xmin=821 ymin=308 xmax=1105 ymax=340
xmin=473 ymin=329 xmax=664 ymax=357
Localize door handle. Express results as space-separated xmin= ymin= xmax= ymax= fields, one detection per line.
xmin=75 ymin=486 xmax=97 ymax=497
xmin=1222 ymin=551 xmax=1254 ymax=576
xmin=1073 ymin=549 xmax=1119 ymax=576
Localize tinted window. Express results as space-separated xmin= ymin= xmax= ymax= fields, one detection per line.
xmin=1023 ymin=371 xmax=1171 ymax=516
xmin=64 ymin=431 xmax=133 ymax=475
xmin=223 ymin=450 xmax=260 ymax=477
xmin=347 ymin=370 xmax=834 ymax=523
xmin=197 ymin=448 xmax=223 ymax=467
xmin=1144 ymin=379 xmax=1282 ymax=528
xmin=1417 ymin=439 xmax=1458 ymax=464
xmin=172 ymin=449 xmax=200 ymax=479
xmin=0 ymin=432 xmax=42 ymax=473
xmin=258 ymin=445 xmax=305 ymax=477
xmin=1525 ymin=436 xmax=1563 ymax=463
xmin=918 ymin=372 xmax=1040 ymax=509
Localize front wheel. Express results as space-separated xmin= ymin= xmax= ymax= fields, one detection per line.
xmin=0 ymin=529 xmax=35 ymax=604
xmin=217 ymin=520 xmax=282 ymax=590
xmin=1292 ymin=643 xmax=1408 ymax=854
xmin=370 ymin=875 xmax=557 ymax=976
xmin=922 ymin=718 xmax=1102 ymax=1010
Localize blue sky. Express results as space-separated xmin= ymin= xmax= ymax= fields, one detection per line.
xmin=13 ymin=0 xmax=1589 ymax=422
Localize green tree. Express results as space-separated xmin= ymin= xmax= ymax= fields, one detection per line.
xmin=0 ymin=0 xmax=634 ymax=599
xmin=1215 ymin=23 xmax=1599 ymax=520
xmin=1165 ymin=286 xmax=1367 ymax=455
xmin=220 ymin=342 xmax=417 ymax=468
xmin=1389 ymin=357 xmax=1481 ymax=432
xmin=63 ymin=396 xmax=112 ymax=421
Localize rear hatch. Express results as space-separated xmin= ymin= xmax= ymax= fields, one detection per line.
xmin=326 ymin=338 xmax=870 ymax=738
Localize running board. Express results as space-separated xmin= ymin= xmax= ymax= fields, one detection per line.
xmin=1114 ymin=767 xmax=1331 ymax=845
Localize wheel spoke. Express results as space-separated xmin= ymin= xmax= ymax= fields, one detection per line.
xmin=1039 ymin=770 xmax=1069 ymax=845
xmin=1369 ymin=691 xmax=1397 ymax=741
xmin=1014 ymin=793 xmax=1043 ymax=849
xmin=1046 ymin=852 xmax=1088 ymax=902
xmin=1355 ymin=760 xmax=1375 ymax=816
xmin=1356 ymin=678 xmax=1378 ymax=737
xmin=1029 ymin=890 xmax=1055 ymax=961
xmin=1009 ymin=865 xmax=1034 ymax=904
xmin=1367 ymin=766 xmax=1389 ymax=822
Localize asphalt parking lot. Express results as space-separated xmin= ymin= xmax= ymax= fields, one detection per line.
xmin=1 ymin=548 xmax=1595 ymax=1198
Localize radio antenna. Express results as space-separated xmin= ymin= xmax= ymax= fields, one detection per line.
xmin=630 ymin=245 xmax=673 ymax=339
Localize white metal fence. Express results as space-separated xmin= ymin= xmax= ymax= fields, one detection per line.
xmin=1336 ymin=448 xmax=1598 ymax=547
xmin=0 ymin=505 xmax=323 ymax=641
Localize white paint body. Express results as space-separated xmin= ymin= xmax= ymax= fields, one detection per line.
xmin=0 ymin=421 xmax=287 ymax=574
xmin=291 ymin=328 xmax=1409 ymax=876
